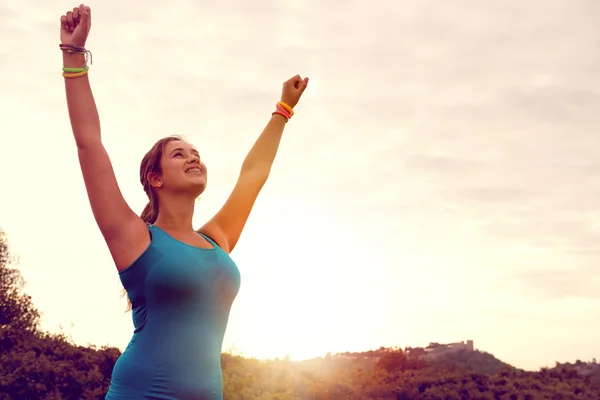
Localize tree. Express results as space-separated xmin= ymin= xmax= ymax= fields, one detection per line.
xmin=376 ymin=349 xmax=408 ymax=373
xmin=0 ymin=228 xmax=40 ymax=351
xmin=0 ymin=227 xmax=120 ymax=399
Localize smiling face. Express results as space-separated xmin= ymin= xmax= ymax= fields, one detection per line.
xmin=152 ymin=139 xmax=208 ymax=197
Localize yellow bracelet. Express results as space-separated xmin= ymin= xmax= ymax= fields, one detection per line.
xmin=277 ymin=101 xmax=294 ymax=116
xmin=63 ymin=66 xmax=89 ymax=79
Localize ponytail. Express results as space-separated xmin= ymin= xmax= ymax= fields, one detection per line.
xmin=140 ymin=190 xmax=159 ymax=224
xmin=121 ymin=289 xmax=132 ymax=312
xmin=141 ymin=201 xmax=156 ymax=224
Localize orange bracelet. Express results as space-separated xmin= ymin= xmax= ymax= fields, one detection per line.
xmin=277 ymin=101 xmax=294 ymax=116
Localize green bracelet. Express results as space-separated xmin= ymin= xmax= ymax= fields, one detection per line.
xmin=62 ymin=66 xmax=89 ymax=73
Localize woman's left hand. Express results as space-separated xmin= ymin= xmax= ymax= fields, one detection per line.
xmin=280 ymin=75 xmax=309 ymax=109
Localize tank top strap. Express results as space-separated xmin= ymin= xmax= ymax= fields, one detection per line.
xmin=198 ymin=231 xmax=220 ymax=249
xmin=147 ymin=224 xmax=159 ymax=236
xmin=147 ymin=224 xmax=169 ymax=243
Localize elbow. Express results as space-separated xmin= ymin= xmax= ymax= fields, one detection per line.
xmin=240 ymin=162 xmax=271 ymax=183
xmin=239 ymin=167 xmax=269 ymax=187
xmin=74 ymin=128 xmax=102 ymax=150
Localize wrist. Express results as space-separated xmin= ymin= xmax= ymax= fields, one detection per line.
xmin=60 ymin=44 xmax=93 ymax=79
xmin=271 ymin=102 xmax=293 ymax=123
xmin=271 ymin=113 xmax=288 ymax=123
xmin=277 ymin=101 xmax=294 ymax=115
xmin=62 ymin=52 xmax=86 ymax=68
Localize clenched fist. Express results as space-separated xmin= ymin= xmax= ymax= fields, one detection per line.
xmin=281 ymin=75 xmax=309 ymax=109
xmin=60 ymin=4 xmax=92 ymax=47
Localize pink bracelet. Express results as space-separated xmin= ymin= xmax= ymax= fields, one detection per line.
xmin=271 ymin=110 xmax=289 ymax=122
xmin=276 ymin=104 xmax=292 ymax=118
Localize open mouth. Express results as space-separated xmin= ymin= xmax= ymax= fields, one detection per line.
xmin=185 ymin=168 xmax=202 ymax=174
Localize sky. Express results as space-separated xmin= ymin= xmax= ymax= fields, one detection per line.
xmin=0 ymin=0 xmax=599 ymax=371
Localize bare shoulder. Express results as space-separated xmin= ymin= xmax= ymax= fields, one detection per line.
xmin=198 ymin=222 xmax=230 ymax=253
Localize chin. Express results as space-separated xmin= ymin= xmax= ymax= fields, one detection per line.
xmin=191 ymin=180 xmax=207 ymax=197
xmin=179 ymin=174 xmax=207 ymax=196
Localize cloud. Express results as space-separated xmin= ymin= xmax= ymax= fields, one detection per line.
xmin=514 ymin=267 xmax=599 ymax=299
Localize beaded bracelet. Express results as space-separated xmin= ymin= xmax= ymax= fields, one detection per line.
xmin=59 ymin=43 xmax=93 ymax=70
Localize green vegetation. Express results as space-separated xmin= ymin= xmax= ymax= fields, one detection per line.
xmin=1 ymin=227 xmax=599 ymax=399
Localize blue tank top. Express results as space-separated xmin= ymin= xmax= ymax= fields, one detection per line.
xmin=105 ymin=224 xmax=241 ymax=400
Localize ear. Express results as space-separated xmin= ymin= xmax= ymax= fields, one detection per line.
xmin=147 ymin=172 xmax=163 ymax=188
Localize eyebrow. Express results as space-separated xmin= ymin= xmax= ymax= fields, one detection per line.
xmin=170 ymin=147 xmax=200 ymax=157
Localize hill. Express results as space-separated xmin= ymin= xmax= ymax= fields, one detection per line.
xmin=298 ymin=342 xmax=513 ymax=376
xmin=426 ymin=348 xmax=513 ymax=375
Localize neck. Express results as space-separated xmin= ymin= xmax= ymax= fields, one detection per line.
xmin=154 ymin=193 xmax=196 ymax=232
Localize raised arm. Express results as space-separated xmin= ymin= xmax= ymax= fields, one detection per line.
xmin=61 ymin=4 xmax=148 ymax=270
xmin=200 ymin=75 xmax=309 ymax=253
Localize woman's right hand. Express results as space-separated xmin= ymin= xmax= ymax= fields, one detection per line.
xmin=60 ymin=4 xmax=92 ymax=47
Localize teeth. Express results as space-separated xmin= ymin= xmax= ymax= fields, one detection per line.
xmin=187 ymin=168 xmax=201 ymax=173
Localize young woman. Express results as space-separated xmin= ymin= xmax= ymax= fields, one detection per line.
xmin=60 ymin=4 xmax=308 ymax=399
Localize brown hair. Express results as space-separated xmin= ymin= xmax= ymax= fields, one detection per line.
xmin=139 ymin=135 xmax=184 ymax=224
xmin=122 ymin=135 xmax=184 ymax=311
